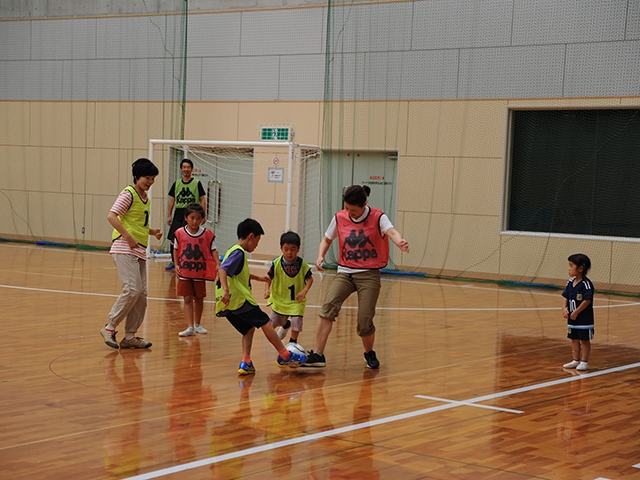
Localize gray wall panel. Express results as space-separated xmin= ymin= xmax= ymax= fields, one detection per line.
xmin=565 ymin=41 xmax=640 ymax=97
xmin=279 ymin=54 xmax=324 ymax=100
xmin=63 ymin=59 xmax=130 ymax=100
xmin=458 ymin=45 xmax=565 ymax=99
xmin=240 ymin=8 xmax=324 ymax=56
xmin=97 ymin=16 xmax=169 ymax=59
xmin=364 ymin=50 xmax=458 ymax=100
xmin=0 ymin=21 xmax=31 ymax=60
xmin=186 ymin=57 xmax=202 ymax=101
xmin=412 ymin=0 xmax=512 ymax=50
xmin=130 ymin=58 xmax=182 ymax=101
xmin=324 ymin=2 xmax=413 ymax=53
xmin=32 ymin=18 xmax=96 ymax=60
xmin=200 ymin=56 xmax=279 ymax=101
xmin=628 ymin=0 xmax=640 ymax=40
xmin=188 ymin=12 xmax=241 ymax=57
xmin=512 ymin=0 xmax=627 ymax=45
xmin=0 ymin=60 xmax=63 ymax=100
xmin=324 ymin=53 xmax=366 ymax=101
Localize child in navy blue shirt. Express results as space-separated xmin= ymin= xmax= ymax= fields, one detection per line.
xmin=562 ymin=253 xmax=594 ymax=371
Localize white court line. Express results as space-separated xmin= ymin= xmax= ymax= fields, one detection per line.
xmin=124 ymin=361 xmax=640 ymax=480
xmin=633 ymin=463 xmax=640 ymax=468
xmin=1 ymin=283 xmax=639 ymax=312
xmin=414 ymin=395 xmax=523 ymax=414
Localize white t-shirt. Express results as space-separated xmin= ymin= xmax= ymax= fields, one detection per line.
xmin=324 ymin=206 xmax=394 ymax=274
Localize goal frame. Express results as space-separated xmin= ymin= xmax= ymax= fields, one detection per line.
xmin=148 ymin=138 xmax=321 ymax=262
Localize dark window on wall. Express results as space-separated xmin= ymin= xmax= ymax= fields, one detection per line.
xmin=507 ymin=109 xmax=640 ymax=238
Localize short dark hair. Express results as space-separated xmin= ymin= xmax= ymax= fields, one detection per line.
xmin=181 ymin=158 xmax=194 ymax=169
xmin=280 ymin=231 xmax=301 ymax=247
xmin=184 ymin=203 xmax=205 ymax=218
xmin=568 ymin=253 xmax=591 ymax=276
xmin=132 ymin=158 xmax=158 ymax=183
xmin=237 ymin=218 xmax=264 ymax=239
xmin=343 ymin=185 xmax=371 ymax=207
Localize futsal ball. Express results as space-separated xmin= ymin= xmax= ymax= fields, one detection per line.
xmin=285 ymin=342 xmax=306 ymax=357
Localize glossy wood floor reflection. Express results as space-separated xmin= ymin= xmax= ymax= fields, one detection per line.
xmin=2 ymin=243 xmax=640 ymax=480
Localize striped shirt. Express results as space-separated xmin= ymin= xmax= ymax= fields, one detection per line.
xmin=109 ymin=189 xmax=148 ymax=260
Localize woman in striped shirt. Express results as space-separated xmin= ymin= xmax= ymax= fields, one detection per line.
xmin=100 ymin=158 xmax=162 ymax=350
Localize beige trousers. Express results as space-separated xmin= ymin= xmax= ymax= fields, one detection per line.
xmin=107 ymin=254 xmax=148 ymax=335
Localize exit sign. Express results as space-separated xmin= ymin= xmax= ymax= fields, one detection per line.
xmin=260 ymin=127 xmax=291 ymax=141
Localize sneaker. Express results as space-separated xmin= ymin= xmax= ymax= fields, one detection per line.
xmin=364 ymin=350 xmax=380 ymax=369
xmin=165 ymin=262 xmax=175 ymax=270
xmin=194 ymin=324 xmax=208 ymax=334
xmin=238 ymin=361 xmax=256 ymax=375
xmin=563 ymin=360 xmax=580 ymax=369
xmin=100 ymin=326 xmax=119 ymax=349
xmin=300 ymin=350 xmax=326 ymax=368
xmin=277 ymin=351 xmax=307 ymax=368
xmin=276 ymin=320 xmax=291 ymax=340
xmin=178 ymin=326 xmax=195 ymax=337
xmin=576 ymin=361 xmax=589 ymax=371
xmin=119 ymin=336 xmax=152 ymax=349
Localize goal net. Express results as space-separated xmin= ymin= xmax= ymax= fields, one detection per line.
xmin=149 ymin=140 xmax=323 ymax=265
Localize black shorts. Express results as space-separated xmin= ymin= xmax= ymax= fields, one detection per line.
xmin=167 ymin=208 xmax=186 ymax=242
xmin=225 ymin=304 xmax=270 ymax=335
xmin=568 ymin=326 xmax=594 ymax=341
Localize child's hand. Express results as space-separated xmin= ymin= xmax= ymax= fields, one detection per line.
xmin=569 ymin=312 xmax=577 ymax=321
xmin=397 ymin=239 xmax=409 ymax=252
xmin=562 ymin=307 xmax=569 ymax=319
xmin=296 ymin=292 xmax=306 ymax=302
xmin=315 ymin=257 xmax=325 ymax=271
xmin=264 ymin=288 xmax=270 ymax=299
xmin=154 ymin=229 xmax=162 ymax=240
xmin=221 ymin=291 xmax=230 ymax=307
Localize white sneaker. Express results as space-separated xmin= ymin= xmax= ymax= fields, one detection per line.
xmin=563 ymin=360 xmax=580 ymax=369
xmin=576 ymin=361 xmax=589 ymax=371
xmin=178 ymin=326 xmax=195 ymax=337
xmin=276 ymin=320 xmax=291 ymax=340
xmin=194 ymin=324 xmax=208 ymax=334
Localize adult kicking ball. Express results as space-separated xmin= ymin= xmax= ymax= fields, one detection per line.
xmin=285 ymin=342 xmax=306 ymax=357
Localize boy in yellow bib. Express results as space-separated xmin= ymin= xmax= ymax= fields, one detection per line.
xmin=264 ymin=231 xmax=313 ymax=344
xmin=216 ymin=219 xmax=307 ymax=375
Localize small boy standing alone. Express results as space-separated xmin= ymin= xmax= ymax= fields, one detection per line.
xmin=216 ymin=218 xmax=307 ymax=375
xmin=174 ymin=204 xmax=220 ymax=337
xmin=264 ymin=231 xmax=313 ymax=344
xmin=562 ymin=253 xmax=594 ymax=371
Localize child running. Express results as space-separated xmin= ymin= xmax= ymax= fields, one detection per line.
xmin=101 ymin=158 xmax=162 ymax=349
xmin=562 ymin=253 xmax=594 ymax=371
xmin=216 ymin=218 xmax=307 ymax=375
xmin=264 ymin=231 xmax=314 ymax=345
xmin=174 ymin=203 xmax=220 ymax=337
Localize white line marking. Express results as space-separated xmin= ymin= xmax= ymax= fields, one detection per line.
xmin=1 ymin=283 xmax=638 ymax=312
xmin=633 ymin=463 xmax=640 ymax=468
xmin=124 ymin=361 xmax=640 ymax=480
xmin=414 ymin=395 xmax=524 ymax=414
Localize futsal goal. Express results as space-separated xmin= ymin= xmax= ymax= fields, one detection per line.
xmin=148 ymin=139 xmax=323 ymax=264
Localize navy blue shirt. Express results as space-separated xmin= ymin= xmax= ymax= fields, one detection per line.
xmin=562 ymin=277 xmax=594 ymax=327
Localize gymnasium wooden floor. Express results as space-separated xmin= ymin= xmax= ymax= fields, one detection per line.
xmin=1 ymin=242 xmax=640 ymax=479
